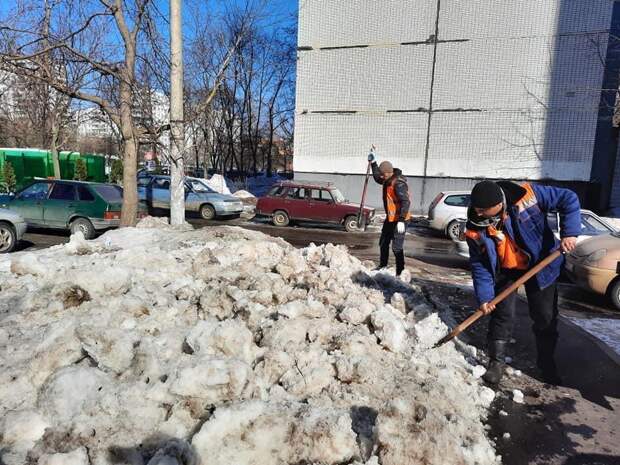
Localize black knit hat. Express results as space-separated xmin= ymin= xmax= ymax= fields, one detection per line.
xmin=470 ymin=181 xmax=503 ymax=209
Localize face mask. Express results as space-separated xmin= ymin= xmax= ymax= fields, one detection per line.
xmin=468 ymin=190 xmax=507 ymax=229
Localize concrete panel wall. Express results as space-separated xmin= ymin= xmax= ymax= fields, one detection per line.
xmin=433 ymin=34 xmax=608 ymax=111
xmin=294 ymin=113 xmax=428 ymax=174
xmin=296 ymin=45 xmax=434 ymax=112
xmin=427 ymin=110 xmax=599 ymax=180
xmin=298 ymin=0 xmax=436 ymax=47
xmin=440 ymin=0 xmax=614 ymax=40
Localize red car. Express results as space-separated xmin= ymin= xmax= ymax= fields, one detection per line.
xmin=256 ymin=180 xmax=375 ymax=232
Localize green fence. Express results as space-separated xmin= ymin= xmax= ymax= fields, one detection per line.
xmin=0 ymin=148 xmax=107 ymax=191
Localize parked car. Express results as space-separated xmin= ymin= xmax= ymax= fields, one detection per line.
xmin=0 ymin=180 xmax=145 ymax=240
xmin=255 ymin=180 xmax=375 ymax=232
xmin=0 ymin=208 xmax=27 ymax=253
xmin=452 ymin=210 xmax=618 ymax=259
xmin=137 ymin=175 xmax=243 ymax=220
xmin=427 ymin=191 xmax=470 ymax=240
xmin=565 ymin=232 xmax=620 ymax=310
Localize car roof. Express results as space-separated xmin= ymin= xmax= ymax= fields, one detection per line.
xmin=276 ymin=180 xmax=336 ymax=189
xmin=30 ymin=178 xmax=117 ymax=187
xmin=441 ymin=191 xmax=471 ymax=196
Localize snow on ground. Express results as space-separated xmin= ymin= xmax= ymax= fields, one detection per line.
xmin=567 ymin=317 xmax=620 ymax=359
xmin=0 ymin=219 xmax=500 ymax=465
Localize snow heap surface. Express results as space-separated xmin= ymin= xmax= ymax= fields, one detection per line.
xmin=0 ymin=220 xmax=500 ymax=465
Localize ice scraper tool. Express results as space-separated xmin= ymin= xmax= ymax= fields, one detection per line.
xmin=432 ymin=249 xmax=563 ymax=348
xmin=357 ymin=145 xmax=375 ymax=229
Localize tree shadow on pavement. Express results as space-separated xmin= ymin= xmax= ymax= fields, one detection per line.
xmin=562 ymin=454 xmax=620 ymax=465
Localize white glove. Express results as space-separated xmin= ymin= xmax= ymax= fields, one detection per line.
xmin=396 ymin=221 xmax=405 ymax=234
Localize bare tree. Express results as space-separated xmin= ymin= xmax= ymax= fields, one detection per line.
xmin=0 ymin=0 xmax=159 ymax=226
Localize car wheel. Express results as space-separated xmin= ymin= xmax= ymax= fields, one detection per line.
xmin=0 ymin=223 xmax=16 ymax=253
xmin=70 ymin=218 xmax=96 ymax=240
xmin=609 ymin=279 xmax=620 ymax=311
xmin=344 ymin=215 xmax=361 ymax=233
xmin=272 ymin=210 xmax=289 ymax=227
xmin=200 ymin=204 xmax=216 ymax=220
xmin=446 ymin=220 xmax=462 ymax=241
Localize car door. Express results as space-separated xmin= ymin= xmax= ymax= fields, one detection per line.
xmin=8 ymin=182 xmax=51 ymax=225
xmin=151 ymin=177 xmax=171 ymax=209
xmin=44 ymin=182 xmax=77 ymax=228
xmin=284 ymin=187 xmax=308 ymax=220
xmin=311 ymin=188 xmax=338 ymax=222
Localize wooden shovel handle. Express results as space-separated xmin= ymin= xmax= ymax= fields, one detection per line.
xmin=433 ymin=249 xmax=563 ymax=348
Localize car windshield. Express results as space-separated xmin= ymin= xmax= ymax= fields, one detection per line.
xmin=330 ymin=188 xmax=345 ymax=203
xmin=188 ymin=179 xmax=215 ymax=193
xmin=94 ymin=185 xmax=123 ymax=202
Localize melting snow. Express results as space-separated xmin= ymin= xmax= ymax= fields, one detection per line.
xmin=567 ymin=317 xmax=620 ymax=359
xmin=0 ymin=220 xmax=500 ymax=465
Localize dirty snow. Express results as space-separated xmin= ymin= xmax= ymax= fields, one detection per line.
xmin=0 ymin=220 xmax=500 ymax=465
xmin=202 ymin=174 xmax=232 ymax=195
xmin=567 ymin=317 xmax=620 ymax=359
xmin=233 ymin=190 xmax=256 ymax=199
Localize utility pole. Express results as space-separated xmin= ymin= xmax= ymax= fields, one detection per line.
xmin=169 ymin=0 xmax=185 ymax=225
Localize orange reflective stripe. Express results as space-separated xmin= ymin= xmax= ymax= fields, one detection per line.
xmin=517 ymin=183 xmax=538 ymax=212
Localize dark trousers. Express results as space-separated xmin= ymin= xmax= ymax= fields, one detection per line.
xmin=379 ymin=221 xmax=405 ymax=275
xmin=488 ymin=270 xmax=559 ymax=367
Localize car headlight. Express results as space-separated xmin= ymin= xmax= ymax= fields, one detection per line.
xmin=585 ymin=249 xmax=607 ymax=264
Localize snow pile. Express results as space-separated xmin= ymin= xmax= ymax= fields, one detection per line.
xmin=0 ymin=220 xmax=499 ymax=465
xmin=233 ymin=190 xmax=256 ymax=200
xmin=202 ymin=174 xmax=232 ymax=195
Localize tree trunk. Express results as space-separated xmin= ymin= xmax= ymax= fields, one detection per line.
xmin=50 ymin=112 xmax=61 ymax=179
xmin=119 ymin=81 xmax=138 ymax=227
xmin=169 ymin=0 xmax=185 ymax=225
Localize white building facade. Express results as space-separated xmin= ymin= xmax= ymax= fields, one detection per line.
xmin=294 ymin=0 xmax=620 ymax=213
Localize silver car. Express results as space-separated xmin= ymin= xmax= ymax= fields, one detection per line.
xmin=137 ymin=175 xmax=244 ymax=220
xmin=0 ymin=208 xmax=27 ymax=253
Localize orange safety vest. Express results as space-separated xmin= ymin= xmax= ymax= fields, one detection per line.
xmin=465 ymin=216 xmax=529 ymax=271
xmin=386 ymin=178 xmax=412 ymax=222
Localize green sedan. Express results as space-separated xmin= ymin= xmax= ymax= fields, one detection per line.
xmin=0 ymin=180 xmax=145 ymax=239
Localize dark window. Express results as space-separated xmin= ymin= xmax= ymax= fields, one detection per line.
xmin=153 ymin=178 xmax=170 ymax=190
xmin=444 ymin=194 xmax=470 ymax=207
xmin=310 ymin=189 xmax=332 ymax=202
xmin=94 ymin=185 xmax=123 ymax=202
xmin=49 ymin=183 xmax=76 ymax=201
xmin=77 ymin=186 xmax=95 ymax=201
xmin=137 ymin=177 xmax=152 ymax=187
xmin=268 ymin=185 xmax=287 ymax=197
xmin=287 ymin=187 xmax=306 ymax=199
xmin=16 ymin=182 xmax=51 ymax=200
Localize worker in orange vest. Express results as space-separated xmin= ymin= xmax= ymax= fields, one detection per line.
xmin=368 ymin=153 xmax=412 ymax=276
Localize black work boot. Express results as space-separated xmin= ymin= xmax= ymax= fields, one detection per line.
xmin=483 ymin=340 xmax=508 ymax=385
xmin=395 ymin=251 xmax=405 ymax=276
xmin=536 ymin=335 xmax=562 ymax=385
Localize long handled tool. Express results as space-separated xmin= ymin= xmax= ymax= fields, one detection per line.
xmin=433 ymin=249 xmax=563 ymax=348
xmin=357 ymin=145 xmax=376 ymax=229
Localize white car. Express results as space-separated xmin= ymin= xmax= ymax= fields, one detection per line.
xmin=0 ymin=208 xmax=27 ymax=253
xmin=453 ymin=210 xmax=618 ymax=259
xmin=427 ymin=191 xmax=470 ymax=240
